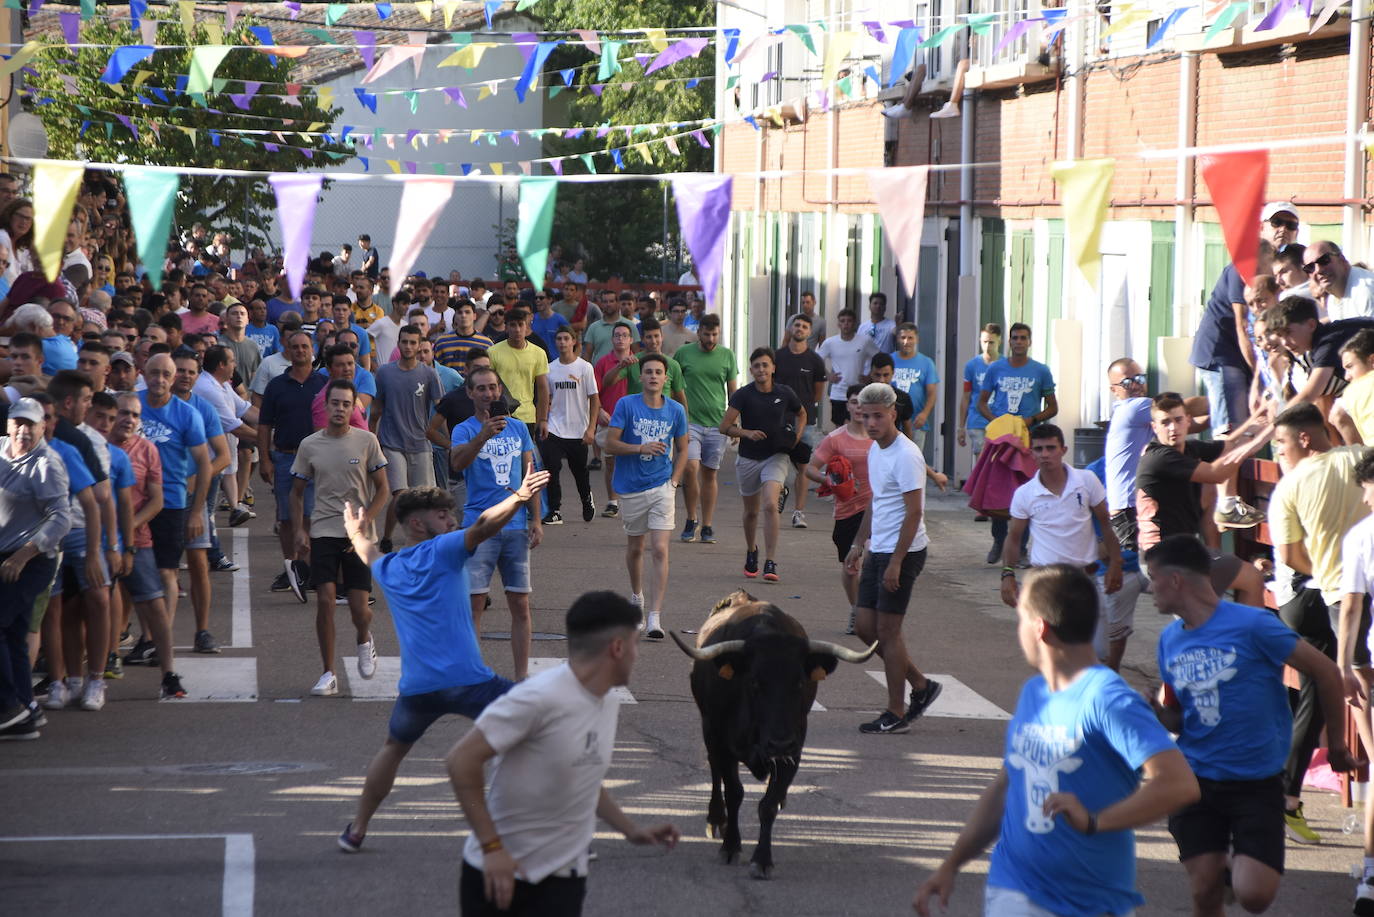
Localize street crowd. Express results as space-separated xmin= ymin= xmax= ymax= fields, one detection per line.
xmin=6 ymin=174 xmax=1374 ymax=915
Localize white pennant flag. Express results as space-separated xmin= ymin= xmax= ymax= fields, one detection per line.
xmin=389 ymin=179 xmax=456 ymax=296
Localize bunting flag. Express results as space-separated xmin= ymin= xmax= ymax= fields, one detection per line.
xmin=1147 ymin=7 xmax=1192 ymax=48
xmin=1101 ymin=5 xmax=1153 ymax=39
xmin=176 ymin=0 xmax=193 ymax=35
xmin=388 ymin=178 xmax=455 ymax=296
xmin=1049 ymin=158 xmax=1115 ymax=289
xmin=362 ymin=35 xmax=426 ymax=83
xmin=645 ymin=37 xmax=709 ymax=75
xmin=516 ymin=177 xmax=557 ymax=288
xmin=887 ymin=27 xmax=921 ymax=87
xmin=995 ymin=19 xmax=1036 ymax=55
xmin=1199 ymin=150 xmax=1269 ymax=285
xmin=822 ymin=31 xmax=858 ymax=88
xmin=32 ymin=162 xmax=85 ymax=282
xmin=225 ymin=1 xmax=243 ymax=29
xmin=670 ymin=174 xmax=733 ymax=311
xmin=0 ymin=40 xmax=41 ymax=77
xmin=598 ymin=40 xmax=625 ymax=80
xmin=515 ymin=41 xmax=562 ymax=101
xmin=121 ymin=168 xmax=178 ymax=290
xmin=1205 ymin=1 xmax=1248 ymax=41
xmin=1255 ymin=0 xmax=1296 ymax=30
xmin=1312 ymin=0 xmax=1347 ymax=30
xmin=573 ymin=29 xmax=601 ymax=55
xmin=99 ymin=45 xmax=156 ymax=83
xmin=483 ymin=0 xmax=500 ymax=29
xmin=919 ymin=24 xmax=966 ymax=48
xmin=269 ymin=173 xmax=323 ymax=299
xmin=354 ymin=30 xmax=376 ymax=70
xmin=865 ymin=166 xmax=929 ymax=298
xmin=186 ymin=45 xmax=233 ymax=94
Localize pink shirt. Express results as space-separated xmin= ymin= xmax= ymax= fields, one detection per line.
xmin=813 ymin=427 xmax=873 ymax=521
xmin=180 ymin=309 xmax=221 ymax=336
xmin=311 ymin=386 xmax=368 ymax=432
xmin=120 ymin=434 xmax=162 ymax=548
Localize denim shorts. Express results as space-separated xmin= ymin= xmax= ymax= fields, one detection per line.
xmin=273 ymin=450 xmax=315 ymax=522
xmin=186 ymin=477 xmax=217 ymax=551
xmin=466 ymin=528 xmax=532 ymax=594
xmin=123 ymin=547 xmax=165 ymax=603
xmin=58 ymin=533 xmax=110 ymax=594
xmin=687 ymin=423 xmax=726 ymax=470
xmin=388 ymin=675 xmax=515 ymax=744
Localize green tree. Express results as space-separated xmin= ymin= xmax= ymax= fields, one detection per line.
xmin=24 ymin=15 xmax=351 ymax=251
xmin=534 ymin=0 xmax=713 ymax=281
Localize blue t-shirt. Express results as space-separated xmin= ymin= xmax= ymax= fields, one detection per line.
xmin=989 ymin=668 xmax=1176 ymax=917
xmin=1189 ymin=264 xmax=1248 ymax=371
xmin=980 ymin=358 xmax=1055 ymax=419
xmin=963 ymin=355 xmax=995 ymax=430
xmin=1105 ymin=396 xmax=1152 ymax=513
xmin=137 ymin=392 xmax=207 ymax=509
xmin=531 ymin=312 xmax=570 ymax=357
xmin=609 ymin=394 xmax=688 ymax=495
xmin=1158 ymin=600 xmax=1299 ymax=780
xmin=183 ymin=392 xmax=225 ymax=443
xmin=315 ymin=365 xmax=378 ymax=399
xmin=373 ymin=529 xmax=495 ymax=695
xmin=265 ymin=297 xmax=297 ymax=325
xmin=42 ymin=335 xmax=78 ymax=376
xmin=246 ymin=321 xmax=281 ymax=358
xmin=48 ymin=437 xmax=96 ymax=498
xmin=451 ymin=415 xmax=535 ymax=529
xmin=104 ymin=443 xmax=135 ymax=551
xmin=434 ymin=363 xmax=463 ymax=395
xmin=890 ymin=352 xmax=940 ymax=431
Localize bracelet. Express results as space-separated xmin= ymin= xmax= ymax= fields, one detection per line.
xmin=1001 ymin=571 xmax=1017 ymax=580
xmin=1001 ymin=565 xmax=1015 ymax=574
xmin=480 ymin=837 xmax=504 ymax=854
xmin=1084 ymin=813 xmax=1098 ymax=836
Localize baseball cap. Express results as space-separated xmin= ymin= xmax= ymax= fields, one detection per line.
xmin=1261 ymin=202 xmax=1300 ymax=223
xmin=110 ymin=351 xmax=134 ymax=366
xmin=8 ymin=397 xmax=44 ymax=425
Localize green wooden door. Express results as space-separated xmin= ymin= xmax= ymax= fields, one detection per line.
xmin=1148 ymin=221 xmax=1175 ymax=389
xmin=981 ymin=219 xmax=1006 ymax=329
xmin=1010 ymin=230 xmax=1034 ymax=326
xmin=1046 ymin=220 xmax=1065 ymax=327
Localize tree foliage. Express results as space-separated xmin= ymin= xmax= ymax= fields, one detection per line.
xmin=24 ymin=16 xmax=351 ymax=251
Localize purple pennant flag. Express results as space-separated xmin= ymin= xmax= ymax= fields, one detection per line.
xmin=994 ymin=19 xmax=1036 ymax=56
xmin=263 ymin=143 xmax=279 ymax=152
xmin=890 ymin=18 xmax=917 ymax=28
xmin=269 ymin=174 xmax=323 ymax=299
xmin=283 ymin=1 xmax=301 ymax=18
xmin=1255 ymin=0 xmax=1295 ymax=30
xmin=565 ymin=128 xmax=585 ymax=139
xmin=300 ymin=148 xmax=313 ymax=160
xmin=355 ymin=32 xmax=377 ymax=69
xmin=634 ymin=53 xmax=652 ymax=68
xmin=513 ymin=32 xmax=538 ymax=63
xmin=670 ymin=174 xmax=733 ymax=312
xmin=644 ymin=37 xmax=709 ymax=75
xmin=115 ymin=114 xmax=139 ymax=140
xmin=29 ymin=0 xmax=45 ymax=14
xmin=590 ymin=84 xmax=604 ymax=97
xmin=550 ymin=160 xmax=563 ymax=175
xmin=443 ymin=87 xmax=467 ymax=107
xmin=760 ymin=70 xmax=778 ymax=81
xmin=596 ymin=125 xmax=611 ymax=139
xmin=229 ymin=80 xmax=262 ymax=109
xmin=405 ymin=161 xmax=417 ymax=174
xmin=692 ymin=130 xmax=710 ymax=148
xmin=59 ymin=12 xmax=80 ymax=45
xmin=862 ymin=21 xmax=887 ymax=43
xmin=406 ymin=129 xmax=420 ymax=144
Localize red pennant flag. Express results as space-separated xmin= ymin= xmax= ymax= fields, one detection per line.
xmin=1199 ymin=150 xmax=1269 ymax=285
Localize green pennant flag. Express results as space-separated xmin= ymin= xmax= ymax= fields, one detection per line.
xmin=725 ymin=75 xmax=739 ymax=90
xmin=549 ymin=85 xmax=563 ymax=98
xmin=122 ymin=169 xmax=178 ymax=290
xmin=966 ymin=12 xmax=999 ymax=35
xmin=405 ymin=90 xmax=419 ymax=113
xmin=598 ymin=40 xmax=624 ymax=80
xmin=1205 ymin=1 xmax=1248 ymax=42
xmin=212 ymin=77 xmax=229 ymax=94
xmin=324 ymin=3 xmax=347 ymax=26
xmin=373 ymin=127 xmax=384 ymax=144
xmin=433 ymin=163 xmax=447 ymax=174
xmin=580 ymin=153 xmax=595 ymax=173
xmin=516 ymin=0 xmax=538 ymax=9
xmin=448 ymin=32 xmax=472 ymax=47
xmin=836 ymin=75 xmax=852 ymax=97
xmin=919 ymin=24 xmax=967 ymax=48
xmin=80 ymin=0 xmax=95 ymax=19
xmin=4 ymin=0 xmax=25 ymax=11
xmin=517 ymin=177 xmax=557 ymax=289
xmin=186 ymin=46 xmax=233 ymax=95
xmin=785 ymin=24 xmax=818 ymax=55
xmin=303 ymin=28 xmax=332 ymax=42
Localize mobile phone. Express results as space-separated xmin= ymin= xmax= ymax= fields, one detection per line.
xmin=489 ymin=401 xmax=509 ymax=417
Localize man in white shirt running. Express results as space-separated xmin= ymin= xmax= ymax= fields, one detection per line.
xmin=539 ymin=328 xmax=599 ymax=524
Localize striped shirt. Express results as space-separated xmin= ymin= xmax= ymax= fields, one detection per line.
xmin=433 ymin=331 xmax=493 ymax=371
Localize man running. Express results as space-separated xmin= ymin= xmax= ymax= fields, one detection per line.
xmin=539 ymin=327 xmax=598 ymax=524
xmin=675 ymin=314 xmax=737 ymax=545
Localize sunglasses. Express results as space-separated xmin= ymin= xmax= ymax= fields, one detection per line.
xmin=1302 ymin=253 xmax=1334 ymax=274
xmin=489 ymin=310 xmax=505 ymax=317
xmin=1268 ymin=216 xmax=1298 ymax=232
xmin=535 ymin=295 xmax=548 ymax=301
xmin=1111 ymin=373 xmax=1148 ymax=388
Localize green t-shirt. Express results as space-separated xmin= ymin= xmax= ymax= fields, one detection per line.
xmin=674 ymin=342 xmax=737 ymax=426
xmin=583 ymin=319 xmax=640 ymax=364
xmin=626 ymin=353 xmax=685 ymax=398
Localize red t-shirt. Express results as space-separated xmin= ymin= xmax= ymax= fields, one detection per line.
xmin=120 ymin=433 xmax=163 ymax=548
xmin=595 ymin=351 xmax=634 ymax=422
xmin=180 ymin=309 xmax=221 ymax=336
xmin=812 ymin=427 xmax=874 ymax=521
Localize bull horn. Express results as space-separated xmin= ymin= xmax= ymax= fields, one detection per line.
xmin=808 ymin=639 xmax=879 ymax=664
xmin=669 ymin=632 xmax=747 ymax=661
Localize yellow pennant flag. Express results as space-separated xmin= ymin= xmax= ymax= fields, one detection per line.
xmin=413 ymin=1 xmax=433 ymax=22
xmin=306 ymin=121 xmax=325 ymax=132
xmin=316 ymin=86 xmax=335 ymax=110
xmin=386 ymin=159 xmax=402 ymax=173
xmin=440 ymin=0 xmax=461 ymax=28
xmin=643 ymin=28 xmax=669 ymax=52
xmin=1049 ymin=158 xmax=1115 ymax=289
xmin=477 ymin=84 xmax=493 ymax=101
xmin=823 ymin=31 xmax=859 ymax=88
xmin=205 ymin=19 xmax=223 ymax=45
xmin=32 ymin=162 xmax=84 ymax=282
xmin=439 ymin=42 xmax=494 ymax=69
xmin=1100 ymin=5 xmax=1152 ymax=39
xmin=489 ymin=163 xmax=504 ymax=176
xmin=469 ymin=130 xmax=484 ymax=143
xmin=178 ymin=0 xmax=196 ymax=38
xmin=0 ymin=41 xmax=42 ymax=79
xmin=132 ymin=69 xmax=155 ymax=88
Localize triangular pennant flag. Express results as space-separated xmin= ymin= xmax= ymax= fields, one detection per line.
xmin=139 ymin=16 xmax=157 ymax=44
xmin=598 ymin=40 xmax=625 ymax=80
xmin=516 ymin=41 xmax=562 ymax=101
xmin=1199 ymin=150 xmax=1269 ymax=285
xmin=316 ymin=85 xmax=335 ymax=110
xmin=375 ymin=2 xmax=392 ymax=19
xmin=785 ymin=24 xmax=818 ymax=55
xmin=1205 ymin=1 xmax=1248 ymax=42
xmin=574 ymin=30 xmax=602 ymax=55
xmin=1100 ymin=5 xmax=1152 ymax=39
xmin=79 ymin=0 xmax=94 ymax=18
xmin=670 ymin=174 xmax=733 ymax=311
xmin=324 ymin=3 xmax=347 ymax=26
xmin=413 ymin=0 xmax=432 ymax=21
xmin=100 ymin=45 xmax=156 ymax=83
xmin=58 ymin=13 xmax=79 ymax=45
xmin=129 ymin=0 xmax=147 ymax=30
xmin=354 ymin=87 xmax=378 ymax=112
xmin=822 ymin=31 xmax=858 ymax=87
xmin=32 ymin=162 xmax=84 ymax=282
xmin=439 ymin=42 xmax=493 ymax=68
xmin=887 ymin=27 xmax=921 ymax=87
xmin=645 ymin=37 xmax=709 ymax=75
xmin=580 ymin=153 xmax=596 ymax=173
xmin=268 ymin=173 xmax=323 ymax=299
xmin=919 ymin=24 xmax=966 ymax=48
xmin=965 ymin=12 xmax=999 ymax=34
xmin=1147 ymin=7 xmax=1192 ymax=48
xmin=643 ymin=27 xmax=669 ymax=52
xmin=517 ymin=177 xmax=558 ymax=287
xmin=177 ymin=0 xmax=194 ymax=36
xmin=995 ymin=20 xmax=1036 ymax=56
xmin=225 ymin=1 xmax=243 ymax=29
xmin=865 ymin=167 xmax=929 ymax=298
xmin=440 ymin=0 xmax=460 ymax=28
xmin=1312 ymin=0 xmax=1348 ymax=31
xmin=122 ymin=168 xmax=178 ymax=290
xmin=355 ymin=31 xmax=377 ymax=70
xmin=1049 ymin=158 xmax=1116 ymax=289
xmin=722 ymin=27 xmax=741 ymax=61
xmin=483 ymin=0 xmax=500 ymax=28
xmin=389 ymin=178 xmax=456 ymax=295
xmin=512 ymin=31 xmax=538 ymax=63
xmin=186 ymin=46 xmax=233 ymax=95
xmin=362 ymin=40 xmax=426 ymax=83
xmin=443 ymin=86 xmax=467 ymax=106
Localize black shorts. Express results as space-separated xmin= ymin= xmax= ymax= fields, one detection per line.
xmin=310 ymin=536 xmax=371 ymax=593
xmin=1331 ymin=595 xmax=1373 ymax=667
xmin=830 ymin=399 xmax=849 ymax=427
xmin=857 ymin=548 xmax=927 ymax=614
xmin=1109 ymin=508 xmax=1137 ymax=554
xmin=832 ymin=513 xmax=863 ymax=563
xmin=1168 ymin=775 xmax=1285 ymax=874
xmin=147 ymin=507 xmax=187 ymax=571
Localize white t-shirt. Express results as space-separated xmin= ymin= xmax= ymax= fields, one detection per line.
xmin=866 ymin=433 xmax=928 ymax=554
xmin=1328 ymin=266 xmax=1374 ymax=322
xmin=547 ymin=357 xmax=597 ymax=440
xmin=424 ymin=305 xmax=453 ymax=335
xmin=462 ymin=663 xmax=621 ymax=883
xmin=250 ymin=351 xmax=291 ymax=396
xmin=1341 ymin=514 xmax=1374 ymax=661
xmin=368 ymin=315 xmax=402 ymax=369
xmin=858 ymin=318 xmax=897 ymax=354
xmin=1009 ymin=466 xmax=1106 ymax=568
xmin=817 ymin=334 xmax=880 ymax=400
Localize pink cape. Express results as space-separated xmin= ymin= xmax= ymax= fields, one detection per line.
xmin=962 ymin=434 xmax=1036 ymax=515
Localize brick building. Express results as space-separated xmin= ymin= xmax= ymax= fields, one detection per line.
xmin=714 ymin=0 xmax=1371 ymax=474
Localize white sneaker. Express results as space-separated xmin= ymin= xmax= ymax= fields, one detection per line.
xmin=630 ymin=593 xmax=644 ymax=629
xmin=81 ymin=678 xmax=106 ymax=711
xmin=43 ymin=680 xmax=69 ymax=710
xmin=311 ymin=672 xmax=338 ymax=696
xmin=357 ymin=639 xmax=377 ymax=679
xmin=1356 ymin=879 xmax=1374 ymax=917
xmin=791 ymin=510 xmax=807 ymax=529
xmin=64 ymin=676 xmax=84 ymax=708
xmin=645 ymin=612 xmax=665 ymax=640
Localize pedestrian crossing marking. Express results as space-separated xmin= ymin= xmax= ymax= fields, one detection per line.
xmin=530 ymin=657 xmax=636 ymax=704
xmin=172 ymin=658 xmax=259 ymax=702
xmin=864 ymin=672 xmax=1009 ymax=720
xmin=343 ymin=656 xmax=402 ymax=701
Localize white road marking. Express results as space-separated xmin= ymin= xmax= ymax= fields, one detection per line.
xmin=864 ymin=672 xmax=1010 ymax=720
xmin=341 ymin=656 xmax=402 ymax=701
xmin=231 ymin=529 xmax=252 ymax=648
xmin=811 ymin=700 xmax=826 ymax=711
xmin=0 ymin=834 xmax=254 ymax=916
xmin=171 ymin=658 xmax=259 ymax=702
xmin=530 ymin=657 xmax=636 ymax=704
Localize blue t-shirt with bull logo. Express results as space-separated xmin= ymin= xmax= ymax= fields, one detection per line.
xmin=980 ymin=357 xmax=1055 ymax=419
xmin=609 ymin=394 xmax=687 ymax=495
xmin=890 ymin=352 xmax=940 ymax=431
xmin=451 ymin=415 xmax=535 ymax=530
xmin=1157 ymin=600 xmax=1297 ymax=781
xmin=989 ymin=666 xmax=1175 ymax=917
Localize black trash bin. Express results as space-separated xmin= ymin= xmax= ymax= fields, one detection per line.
xmin=1073 ymin=427 xmax=1107 ymax=467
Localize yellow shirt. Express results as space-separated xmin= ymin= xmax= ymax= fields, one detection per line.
xmin=1340 ymin=373 xmax=1374 ymax=443
xmin=353 ymin=301 xmax=385 ymax=328
xmin=486 ymin=339 xmax=549 ymax=424
xmin=1270 ymin=445 xmax=1371 ymax=603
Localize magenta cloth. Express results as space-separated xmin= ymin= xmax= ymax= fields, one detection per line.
xmin=311 ymin=387 xmax=368 ymax=432
xmin=962 ymin=435 xmax=1035 ymax=514
xmin=670 ymin=174 xmax=732 ymax=312
xmin=268 ymin=174 xmax=323 ymax=300
xmin=1302 ymin=748 xmax=1344 ymax=793
xmin=644 ymin=37 xmax=709 ymax=75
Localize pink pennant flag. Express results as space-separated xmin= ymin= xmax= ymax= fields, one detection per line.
xmin=225 ymin=1 xmax=243 ymax=29
xmin=363 ymin=34 xmax=427 ymax=83
xmin=670 ymin=174 xmax=733 ymax=311
xmin=573 ymin=29 xmax=601 ymax=54
xmin=866 ymin=166 xmax=929 ymax=298
xmin=664 ymin=135 xmax=680 ymax=155
xmin=518 ymin=161 xmax=532 ymax=175
xmin=139 ymin=16 xmax=157 ymax=44
xmin=268 ymin=173 xmax=323 ymax=299
xmin=389 ymin=178 xmax=456 ymax=296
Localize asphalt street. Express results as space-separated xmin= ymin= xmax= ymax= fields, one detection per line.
xmin=1 ymin=463 xmax=1366 ymax=916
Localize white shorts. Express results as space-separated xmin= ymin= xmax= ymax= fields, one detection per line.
xmin=985 ymin=885 xmax=1133 ymax=917
xmin=1103 ymin=570 xmax=1145 ymax=643
xmin=735 ymin=453 xmax=790 ymax=497
xmin=383 ymin=447 xmax=437 ymax=491
xmin=687 ymin=423 xmax=726 ymax=469
xmin=619 ymin=482 xmax=675 ymax=536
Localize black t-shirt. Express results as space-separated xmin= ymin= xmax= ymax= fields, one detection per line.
xmin=773 ymin=345 xmax=826 ymax=427
xmin=1306 ymin=317 xmax=1374 ymax=395
xmin=727 ymin=382 xmax=802 ymax=460
xmin=434 ymin=389 xmax=519 ymax=436
xmin=1135 ymin=439 xmax=1224 ymax=548
xmin=54 ymin=418 xmax=108 ymax=483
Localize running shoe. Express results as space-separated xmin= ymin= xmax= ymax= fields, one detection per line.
xmin=160 ymin=671 xmax=187 ymax=700
xmin=762 ymin=560 xmax=779 ymax=582
xmin=777 ymin=485 xmax=789 ymax=514
xmin=699 ymin=525 xmax=717 ymax=544
xmin=601 ymin=501 xmax=619 ymax=518
xmin=859 ymin=711 xmax=910 ymax=735
xmin=26 ymin=702 xmax=46 ymax=729
xmin=1214 ymin=500 xmax=1265 ymax=530
xmin=1356 ymin=878 xmax=1374 ymax=916
xmin=582 ymin=497 xmax=595 ymax=523
xmin=43 ymin=680 xmax=69 ymax=711
xmin=243 ymin=491 xmax=254 ymax=507
xmin=193 ymin=630 xmax=221 ymax=654
xmin=358 ymin=639 xmax=377 ymax=679
xmin=31 ymin=677 xmax=52 ymax=700
xmin=744 ymin=548 xmax=759 ymax=578
xmin=124 ymin=637 xmax=158 ymax=667
xmin=1284 ymin=803 xmax=1321 ymax=845
xmin=104 ymin=652 xmax=124 ymax=679
xmin=287 ymin=560 xmax=309 ymax=604
xmin=645 ymin=613 xmax=665 ymax=640
xmin=541 ymin=510 xmax=564 ymax=525
xmin=270 ymin=572 xmax=292 ymax=593
xmin=791 ymin=510 xmax=807 ymax=529
xmin=212 ymin=556 xmax=240 ymax=573
xmin=227 ymin=508 xmax=254 ymax=527
xmin=80 ymin=678 xmax=107 ymax=711
xmin=587 ymin=457 xmax=602 ymax=471
xmin=904 ymin=680 xmax=944 ymax=723
xmin=680 ymin=519 xmax=697 ymax=543
xmin=845 ymin=609 xmax=856 ymax=636
xmin=339 ymin=823 xmax=365 ymax=854
xmin=0 ymin=717 xmax=39 ymax=741
xmin=0 ymin=702 xmax=28 ymax=732
xmin=118 ymin=629 xmax=134 ymax=650
xmin=311 ymin=672 xmax=339 ymax=696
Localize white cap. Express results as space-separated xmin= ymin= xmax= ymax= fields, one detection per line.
xmin=7 ymin=397 xmax=44 ymax=425
xmin=1261 ymin=201 xmax=1300 ymax=223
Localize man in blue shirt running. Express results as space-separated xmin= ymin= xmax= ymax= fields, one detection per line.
xmin=916 ymin=564 xmax=1199 ymax=917
xmin=337 ymin=473 xmax=548 ymax=854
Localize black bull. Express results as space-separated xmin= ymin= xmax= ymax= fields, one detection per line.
xmin=670 ymin=592 xmax=876 ymax=879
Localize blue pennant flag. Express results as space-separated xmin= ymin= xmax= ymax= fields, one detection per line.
xmin=375 ymin=2 xmax=392 ymax=18
xmin=354 ymin=87 xmax=378 ymax=112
